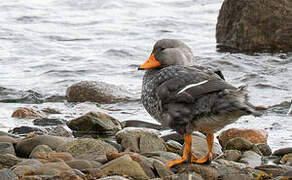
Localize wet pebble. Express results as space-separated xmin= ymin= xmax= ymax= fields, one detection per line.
xmin=11 ymin=107 xmax=47 ymax=119
xmin=273 ymin=147 xmax=292 ymax=156
xmin=225 ymin=137 xmax=253 ymax=151
xmin=33 ymin=118 xmax=64 ymax=126
xmin=239 ymin=150 xmax=262 ymax=168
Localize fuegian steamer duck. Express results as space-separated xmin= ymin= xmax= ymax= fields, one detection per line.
xmin=138 ymin=39 xmax=261 ymax=168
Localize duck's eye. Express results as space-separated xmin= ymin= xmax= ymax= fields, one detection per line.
xmin=160 ymin=47 xmax=165 ymax=51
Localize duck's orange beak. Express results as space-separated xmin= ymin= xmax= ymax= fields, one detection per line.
xmin=138 ymin=53 xmax=161 ymax=70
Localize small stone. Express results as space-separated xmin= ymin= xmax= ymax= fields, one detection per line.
xmin=47 ymin=125 xmax=73 ymax=137
xmin=255 ymin=142 xmax=271 ymax=155
xmin=218 ymin=128 xmax=268 ymax=148
xmin=160 ymin=132 xmax=184 ymax=145
xmin=165 ymin=140 xmax=182 ymax=153
xmin=225 ymin=137 xmax=253 ymax=151
xmin=11 ymin=107 xmax=46 ymax=119
xmin=0 ymin=168 xmax=19 ymax=180
xmin=222 ymin=150 xmax=242 ymax=162
xmin=56 ymin=138 xmax=117 ymax=160
xmin=54 ymin=171 xmax=82 ymax=180
xmin=99 ymin=154 xmax=149 ymax=180
xmin=273 ymin=147 xmax=292 ymax=156
xmin=41 ymin=107 xmax=61 ymax=114
xmin=176 ymin=163 xmax=218 ymax=180
xmin=19 ymin=175 xmax=42 ymax=180
xmin=239 ymin=151 xmax=262 ymax=168
xmin=0 ymin=142 xmax=15 ymax=155
xmin=142 ymin=151 xmax=181 ymax=161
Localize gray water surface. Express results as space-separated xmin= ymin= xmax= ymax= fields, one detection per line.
xmin=0 ymin=0 xmax=291 ymax=150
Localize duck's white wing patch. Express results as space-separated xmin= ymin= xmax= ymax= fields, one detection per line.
xmin=177 ymin=80 xmax=208 ymax=95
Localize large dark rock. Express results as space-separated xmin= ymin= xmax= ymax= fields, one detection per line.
xmin=216 ymin=0 xmax=292 ymax=52
xmin=66 ymin=81 xmax=131 ymax=103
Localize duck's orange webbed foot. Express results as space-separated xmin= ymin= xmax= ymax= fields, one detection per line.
xmin=167 ymin=134 xmax=192 ymax=168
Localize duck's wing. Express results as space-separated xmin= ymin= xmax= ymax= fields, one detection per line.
xmin=155 ymin=66 xmax=236 ymax=105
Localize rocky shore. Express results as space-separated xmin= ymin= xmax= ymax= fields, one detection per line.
xmin=1 ymin=102 xmax=291 ymax=180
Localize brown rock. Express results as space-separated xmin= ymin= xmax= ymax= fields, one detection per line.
xmin=115 ymin=127 xmax=166 ymax=153
xmin=255 ymin=165 xmax=289 ymax=178
xmin=0 ymin=154 xmax=22 ymax=168
xmin=225 ymin=137 xmax=253 ymax=151
xmin=218 ymin=128 xmax=268 ymax=148
xmin=55 ymin=171 xmax=82 ymax=180
xmin=216 ymin=0 xmax=292 ymax=52
xmin=153 ymin=160 xmax=173 ymax=177
xmin=20 ymin=175 xmax=42 ymax=180
xmin=66 ymin=81 xmax=130 ymax=103
xmin=11 ymin=107 xmax=46 ymax=119
xmin=56 ymin=138 xmax=117 ymax=160
xmin=48 ymin=152 xmax=73 ymax=162
xmin=29 ymin=145 xmax=53 ymax=159
xmin=12 ymin=165 xmax=36 ymax=177
xmin=176 ymin=163 xmax=218 ymax=180
xmin=65 ymin=159 xmax=102 ymax=170
xmin=99 ymin=154 xmax=149 ymax=180
xmin=221 ymin=150 xmax=242 ymax=162
xmin=35 ymin=161 xmax=72 ymax=176
xmin=0 ymin=136 xmax=17 ymax=144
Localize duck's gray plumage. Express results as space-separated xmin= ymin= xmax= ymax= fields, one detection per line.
xmin=140 ymin=39 xmax=260 ymax=135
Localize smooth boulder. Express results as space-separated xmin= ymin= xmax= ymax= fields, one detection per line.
xmin=66 ymin=81 xmax=130 ymax=103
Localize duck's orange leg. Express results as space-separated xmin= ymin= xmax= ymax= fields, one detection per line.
xmin=191 ymin=134 xmax=214 ymax=163
xmin=167 ymin=134 xmax=192 ymax=168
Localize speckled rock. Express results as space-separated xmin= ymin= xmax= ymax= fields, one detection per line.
xmin=12 ymin=165 xmax=36 ymax=177
xmin=67 ymin=111 xmax=122 ymax=133
xmin=216 ymin=0 xmax=292 ymax=52
xmin=66 ymin=81 xmax=131 ymax=103
xmin=47 ymin=125 xmax=73 ymax=137
xmin=56 ymin=138 xmax=117 ymax=160
xmin=0 ymin=154 xmax=22 ymax=168
xmin=11 ymin=159 xmax=43 ymax=170
xmin=11 ymin=107 xmax=46 ymax=119
xmin=116 ymin=127 xmax=166 ymax=153
xmin=176 ymin=163 xmax=218 ymax=180
xmin=221 ymin=150 xmax=242 ymax=162
xmin=255 ymin=143 xmax=272 ymax=156
xmin=15 ymin=135 xmax=69 ymax=158
xmin=225 ymin=137 xmax=253 ymax=151
xmin=29 ymin=145 xmax=53 ymax=159
xmin=35 ymin=161 xmax=73 ymax=176
xmin=99 ymin=154 xmax=149 ymax=180
xmin=0 ymin=168 xmax=19 ymax=180
xmin=0 ymin=142 xmax=15 ymax=155
xmin=239 ymin=151 xmax=262 ymax=168
xmin=214 ymin=159 xmax=253 ymax=180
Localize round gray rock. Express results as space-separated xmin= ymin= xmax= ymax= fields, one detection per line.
xmin=66 ymin=81 xmax=131 ymax=103
xmin=0 ymin=142 xmax=15 ymax=155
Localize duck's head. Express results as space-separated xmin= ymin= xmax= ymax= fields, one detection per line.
xmin=138 ymin=39 xmax=194 ymax=70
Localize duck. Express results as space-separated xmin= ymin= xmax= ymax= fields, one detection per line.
xmin=138 ymin=39 xmax=261 ymax=168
